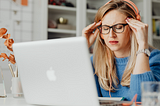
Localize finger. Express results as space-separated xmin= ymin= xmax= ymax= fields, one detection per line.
xmin=127 ymin=18 xmax=146 ymax=27
xmin=85 ymin=22 xmax=97 ymax=31
xmin=129 ymin=19 xmax=148 ymax=31
xmin=126 ymin=20 xmax=138 ymax=34
xmin=93 ymin=28 xmax=99 ymax=37
xmin=128 ymin=18 xmax=143 ymax=24
xmin=129 ymin=25 xmax=137 ymax=33
xmin=89 ymin=29 xmax=99 ymax=45
xmin=126 ymin=19 xmax=141 ymax=27
xmin=85 ymin=21 xmax=102 ymax=32
xmin=126 ymin=19 xmax=141 ymax=30
xmin=82 ymin=23 xmax=96 ymax=35
xmin=91 ymin=21 xmax=102 ymax=30
xmin=127 ymin=19 xmax=148 ymax=34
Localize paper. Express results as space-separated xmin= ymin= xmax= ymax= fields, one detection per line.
xmin=21 ymin=0 xmax=28 ymax=6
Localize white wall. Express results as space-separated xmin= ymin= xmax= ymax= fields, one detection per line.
xmin=0 ymin=0 xmax=34 ymax=93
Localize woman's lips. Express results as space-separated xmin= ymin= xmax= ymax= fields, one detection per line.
xmin=109 ymin=41 xmax=119 ymax=45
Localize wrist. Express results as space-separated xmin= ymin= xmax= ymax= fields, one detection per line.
xmin=138 ymin=43 xmax=148 ymax=50
xmin=136 ymin=48 xmax=150 ymax=57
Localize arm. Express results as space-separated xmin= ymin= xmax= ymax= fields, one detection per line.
xmin=133 ymin=51 xmax=150 ymax=74
xmin=126 ymin=18 xmax=150 ymax=74
xmin=82 ymin=21 xmax=101 ymax=48
xmin=125 ymin=18 xmax=160 ymax=102
xmin=129 ymin=49 xmax=160 ymax=102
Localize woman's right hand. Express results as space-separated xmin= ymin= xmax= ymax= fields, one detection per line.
xmin=82 ymin=21 xmax=102 ymax=48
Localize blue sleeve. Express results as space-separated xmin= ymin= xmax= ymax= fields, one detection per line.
xmin=149 ymin=49 xmax=160 ymax=81
xmin=90 ymin=56 xmax=102 ymax=97
xmin=128 ymin=49 xmax=160 ymax=102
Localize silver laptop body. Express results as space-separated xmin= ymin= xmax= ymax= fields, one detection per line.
xmin=13 ymin=37 xmax=100 ymax=106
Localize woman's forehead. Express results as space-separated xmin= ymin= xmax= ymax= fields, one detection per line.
xmin=101 ymin=10 xmax=127 ymax=25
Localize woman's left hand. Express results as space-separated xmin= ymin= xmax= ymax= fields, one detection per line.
xmin=126 ymin=18 xmax=148 ymax=50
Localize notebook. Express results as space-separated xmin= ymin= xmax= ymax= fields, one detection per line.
xmin=13 ymin=37 xmax=123 ymax=106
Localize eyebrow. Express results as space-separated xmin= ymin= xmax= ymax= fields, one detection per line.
xmin=102 ymin=23 xmax=128 ymax=26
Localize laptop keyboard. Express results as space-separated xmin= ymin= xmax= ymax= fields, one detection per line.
xmin=99 ymin=100 xmax=130 ymax=106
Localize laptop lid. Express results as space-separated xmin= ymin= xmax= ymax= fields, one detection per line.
xmin=13 ymin=37 xmax=100 ymax=106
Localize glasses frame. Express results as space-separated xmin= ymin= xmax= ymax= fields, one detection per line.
xmin=98 ymin=23 xmax=128 ymax=35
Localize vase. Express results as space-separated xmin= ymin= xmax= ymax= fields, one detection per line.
xmin=0 ymin=66 xmax=7 ymax=98
xmin=11 ymin=77 xmax=23 ymax=98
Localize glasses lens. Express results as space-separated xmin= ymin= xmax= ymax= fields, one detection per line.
xmin=113 ymin=24 xmax=124 ymax=33
xmin=102 ymin=26 xmax=110 ymax=34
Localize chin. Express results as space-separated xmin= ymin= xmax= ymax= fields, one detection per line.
xmin=108 ymin=46 xmax=120 ymax=52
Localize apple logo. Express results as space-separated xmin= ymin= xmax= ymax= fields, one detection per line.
xmin=46 ymin=67 xmax=57 ymax=81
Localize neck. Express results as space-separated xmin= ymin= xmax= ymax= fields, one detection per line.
xmin=114 ymin=45 xmax=131 ymax=58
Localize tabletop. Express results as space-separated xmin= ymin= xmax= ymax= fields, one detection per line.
xmin=0 ymin=94 xmax=31 ymax=106
xmin=0 ymin=94 xmax=141 ymax=106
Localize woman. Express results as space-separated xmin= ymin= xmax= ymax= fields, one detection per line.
xmin=82 ymin=0 xmax=160 ymax=102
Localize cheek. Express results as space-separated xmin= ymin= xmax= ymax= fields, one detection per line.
xmin=120 ymin=30 xmax=131 ymax=45
xmin=99 ymin=34 xmax=108 ymax=45
xmin=103 ymin=36 xmax=109 ymax=45
xmin=125 ymin=26 xmax=131 ymax=36
xmin=120 ymin=27 xmax=131 ymax=40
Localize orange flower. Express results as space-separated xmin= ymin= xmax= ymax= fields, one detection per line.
xmin=0 ymin=28 xmax=7 ymax=38
xmin=2 ymin=34 xmax=10 ymax=39
xmin=0 ymin=28 xmax=16 ymax=64
xmin=4 ymin=39 xmax=14 ymax=51
xmin=0 ymin=53 xmax=9 ymax=61
xmin=8 ymin=54 xmax=16 ymax=64
xmin=7 ymin=46 xmax=13 ymax=52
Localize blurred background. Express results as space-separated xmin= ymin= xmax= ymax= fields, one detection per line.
xmin=0 ymin=0 xmax=160 ymax=93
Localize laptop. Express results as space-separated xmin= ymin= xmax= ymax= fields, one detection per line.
xmin=13 ymin=37 xmax=123 ymax=106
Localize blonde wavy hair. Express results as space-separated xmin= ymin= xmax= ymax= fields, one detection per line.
xmin=93 ymin=0 xmax=139 ymax=92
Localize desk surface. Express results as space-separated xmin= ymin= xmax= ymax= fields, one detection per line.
xmin=0 ymin=94 xmax=31 ymax=106
xmin=0 ymin=94 xmax=139 ymax=106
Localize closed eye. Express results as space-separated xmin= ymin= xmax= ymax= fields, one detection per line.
xmin=102 ymin=26 xmax=109 ymax=30
xmin=115 ymin=25 xmax=123 ymax=29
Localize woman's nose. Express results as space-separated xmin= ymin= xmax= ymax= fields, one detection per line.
xmin=109 ymin=28 xmax=116 ymax=38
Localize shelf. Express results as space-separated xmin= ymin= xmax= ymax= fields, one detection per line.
xmin=48 ymin=5 xmax=76 ymax=11
xmin=48 ymin=28 xmax=76 ymax=34
xmin=152 ymin=16 xmax=160 ymax=19
xmin=152 ymin=0 xmax=160 ymax=3
xmin=87 ymin=9 xmax=98 ymax=14
xmin=153 ymin=34 xmax=160 ymax=40
xmin=48 ymin=5 xmax=76 ymax=15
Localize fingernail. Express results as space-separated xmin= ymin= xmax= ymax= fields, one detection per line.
xmin=126 ymin=19 xmax=129 ymax=22
xmin=98 ymin=21 xmax=101 ymax=23
xmin=127 ymin=17 xmax=132 ymax=21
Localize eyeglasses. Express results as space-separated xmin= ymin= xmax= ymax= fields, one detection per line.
xmin=98 ymin=23 xmax=128 ymax=35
